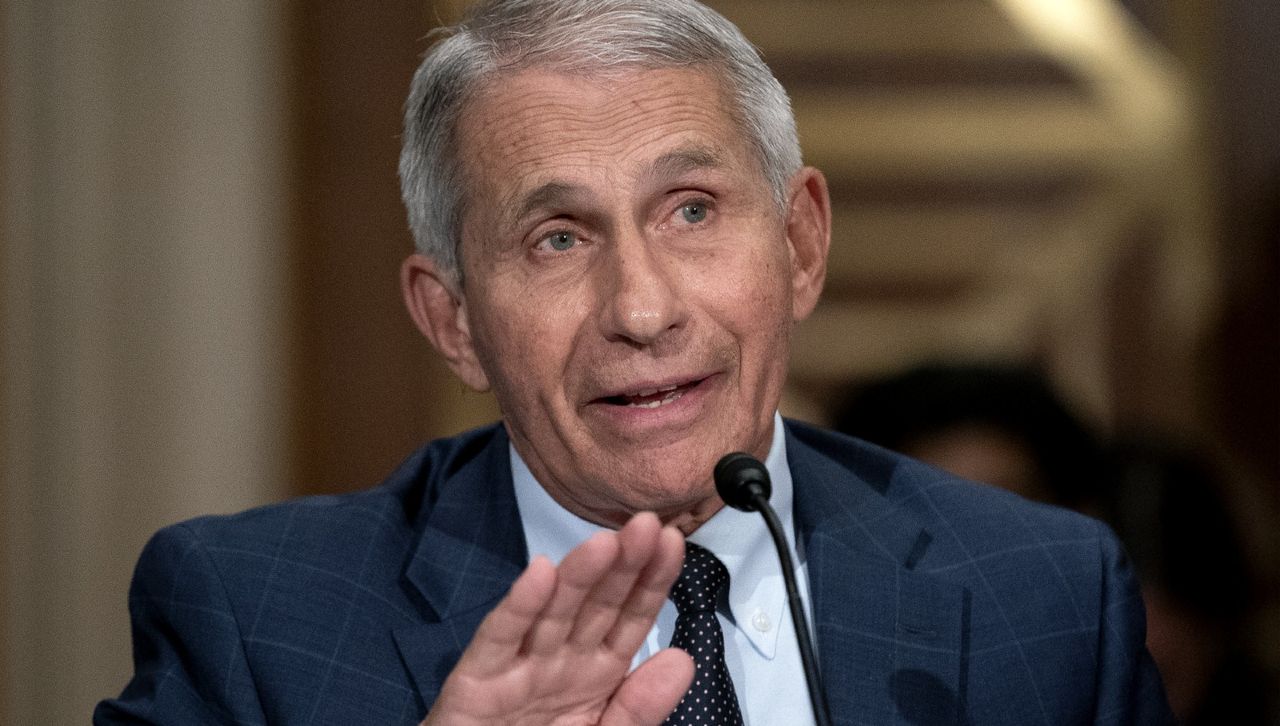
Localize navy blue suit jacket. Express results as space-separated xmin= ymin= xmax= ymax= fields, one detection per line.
xmin=96 ymin=421 xmax=1174 ymax=724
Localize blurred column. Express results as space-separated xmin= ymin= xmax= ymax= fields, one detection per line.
xmin=287 ymin=0 xmax=499 ymax=499
xmin=1 ymin=2 xmax=289 ymax=722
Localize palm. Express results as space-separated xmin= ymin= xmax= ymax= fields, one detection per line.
xmin=422 ymin=513 xmax=693 ymax=726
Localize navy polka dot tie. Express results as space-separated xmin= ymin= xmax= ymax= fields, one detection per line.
xmin=663 ymin=542 xmax=744 ymax=725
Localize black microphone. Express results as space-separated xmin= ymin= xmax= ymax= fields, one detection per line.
xmin=714 ymin=452 xmax=772 ymax=511
xmin=714 ymin=453 xmax=833 ymax=726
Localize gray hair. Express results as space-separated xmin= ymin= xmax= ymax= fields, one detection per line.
xmin=398 ymin=0 xmax=802 ymax=285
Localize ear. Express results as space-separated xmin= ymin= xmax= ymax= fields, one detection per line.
xmin=400 ymin=253 xmax=491 ymax=392
xmin=784 ymin=166 xmax=832 ymax=321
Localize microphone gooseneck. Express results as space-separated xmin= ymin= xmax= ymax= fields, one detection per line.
xmin=712 ymin=452 xmax=833 ymax=726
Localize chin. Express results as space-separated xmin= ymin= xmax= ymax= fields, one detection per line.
xmin=612 ymin=456 xmax=717 ymax=511
xmin=626 ymin=451 xmax=707 ymax=481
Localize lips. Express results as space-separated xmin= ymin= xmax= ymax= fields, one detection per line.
xmin=598 ymin=377 xmax=707 ymax=409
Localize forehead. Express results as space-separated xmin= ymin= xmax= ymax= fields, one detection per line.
xmin=455 ymin=66 xmax=757 ymax=204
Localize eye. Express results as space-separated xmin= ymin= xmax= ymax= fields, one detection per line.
xmin=537 ymin=230 xmax=578 ymax=252
xmin=680 ymin=202 xmax=709 ymax=224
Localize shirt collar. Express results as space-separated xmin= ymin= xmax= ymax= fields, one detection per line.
xmin=511 ymin=412 xmax=795 ymax=659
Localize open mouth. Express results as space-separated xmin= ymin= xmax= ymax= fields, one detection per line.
xmin=600 ymin=378 xmax=706 ymax=409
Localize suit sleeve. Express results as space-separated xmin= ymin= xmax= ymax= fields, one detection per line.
xmin=1091 ymin=520 xmax=1177 ymax=726
xmin=94 ymin=523 xmax=268 ymax=725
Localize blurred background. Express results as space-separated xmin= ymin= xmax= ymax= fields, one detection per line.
xmin=2 ymin=0 xmax=1276 ymax=723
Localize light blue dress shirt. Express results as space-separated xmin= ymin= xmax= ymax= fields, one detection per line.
xmin=510 ymin=412 xmax=818 ymax=725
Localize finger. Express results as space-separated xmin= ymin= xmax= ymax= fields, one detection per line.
xmin=568 ymin=512 xmax=662 ymax=648
xmin=603 ymin=526 xmax=684 ymax=657
xmin=453 ymin=555 xmax=556 ymax=676
xmin=524 ymin=529 xmax=620 ymax=655
xmin=601 ymin=647 xmax=695 ymax=726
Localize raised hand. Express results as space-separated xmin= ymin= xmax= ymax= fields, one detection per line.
xmin=420 ymin=512 xmax=693 ymax=726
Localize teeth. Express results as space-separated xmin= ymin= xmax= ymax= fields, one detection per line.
xmin=626 ymin=388 xmax=684 ymax=408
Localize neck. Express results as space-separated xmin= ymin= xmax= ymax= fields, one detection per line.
xmin=537 ymin=477 xmax=726 ymax=535
xmin=657 ymin=496 xmax=726 ymax=535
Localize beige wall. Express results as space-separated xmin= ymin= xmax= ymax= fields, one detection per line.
xmin=1 ymin=2 xmax=290 ymax=722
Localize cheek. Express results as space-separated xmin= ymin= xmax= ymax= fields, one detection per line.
xmin=468 ymin=282 xmax=584 ymax=394
xmin=725 ymin=249 xmax=794 ymax=383
xmin=720 ymin=245 xmax=792 ymax=324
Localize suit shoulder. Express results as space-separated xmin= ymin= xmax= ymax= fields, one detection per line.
xmin=892 ymin=453 xmax=1105 ymax=549
xmin=146 ymin=424 xmax=506 ymax=582
xmin=106 ymin=427 xmax=505 ymax=723
xmin=786 ymin=418 xmax=1107 ymax=557
xmin=785 ymin=421 xmax=1169 ymax=722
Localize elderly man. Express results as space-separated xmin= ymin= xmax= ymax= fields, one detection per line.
xmin=98 ymin=1 xmax=1174 ymax=724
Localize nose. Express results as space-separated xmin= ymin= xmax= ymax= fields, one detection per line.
xmin=600 ymin=229 xmax=688 ymax=347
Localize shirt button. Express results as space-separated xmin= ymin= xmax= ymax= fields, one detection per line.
xmin=752 ymin=610 xmax=772 ymax=632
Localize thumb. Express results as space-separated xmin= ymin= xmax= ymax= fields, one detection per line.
xmin=601 ymin=647 xmax=695 ymax=725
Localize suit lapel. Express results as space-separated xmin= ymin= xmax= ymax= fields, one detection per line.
xmin=387 ymin=421 xmax=968 ymax=722
xmin=392 ymin=426 xmax=528 ymax=708
xmin=788 ymin=424 xmax=967 ymax=726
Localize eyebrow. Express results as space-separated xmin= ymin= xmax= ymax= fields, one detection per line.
xmin=508 ymin=146 xmax=729 ymax=224
xmin=512 ymin=181 xmax=583 ymax=223
xmin=646 ymin=146 xmax=727 ymax=184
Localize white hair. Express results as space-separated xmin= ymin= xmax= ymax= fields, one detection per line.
xmin=398 ymin=0 xmax=802 ymax=284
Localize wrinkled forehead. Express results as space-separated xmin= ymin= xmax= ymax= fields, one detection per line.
xmin=454 ymin=64 xmax=760 ymax=209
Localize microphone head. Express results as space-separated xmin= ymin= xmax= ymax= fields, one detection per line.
xmin=714 ymin=452 xmax=772 ymax=512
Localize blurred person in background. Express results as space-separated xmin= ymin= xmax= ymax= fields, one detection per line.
xmin=832 ymin=361 xmax=1103 ymax=510
xmin=1099 ymin=437 xmax=1278 ymax=725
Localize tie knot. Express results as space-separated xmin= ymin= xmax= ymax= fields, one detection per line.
xmin=670 ymin=542 xmax=730 ymax=614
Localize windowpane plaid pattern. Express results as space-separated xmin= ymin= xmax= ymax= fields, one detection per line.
xmin=96 ymin=422 xmax=1174 ymax=725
